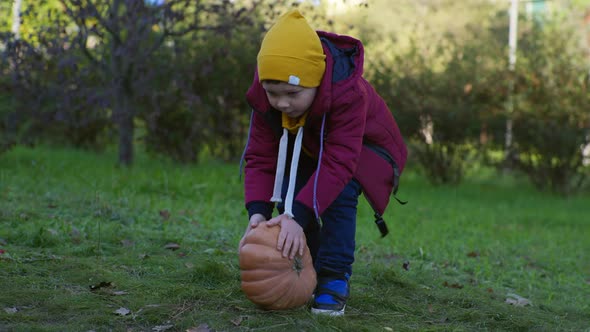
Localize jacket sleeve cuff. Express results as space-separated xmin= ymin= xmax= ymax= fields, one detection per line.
xmin=246 ymin=201 xmax=273 ymax=221
xmin=292 ymin=201 xmax=315 ymax=230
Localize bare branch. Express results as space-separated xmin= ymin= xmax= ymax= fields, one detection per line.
xmin=78 ymin=18 xmax=105 ymax=69
xmin=87 ymin=0 xmax=123 ymax=46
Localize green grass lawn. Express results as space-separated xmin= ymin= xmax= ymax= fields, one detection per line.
xmin=1 ymin=146 xmax=589 ymax=331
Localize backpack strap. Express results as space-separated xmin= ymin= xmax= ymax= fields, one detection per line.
xmin=373 ymin=162 xmax=407 ymax=237
xmin=362 ymin=143 xmax=408 ymax=237
xmin=392 ymin=164 xmax=408 ymax=205
xmin=374 ymin=212 xmax=389 ymax=237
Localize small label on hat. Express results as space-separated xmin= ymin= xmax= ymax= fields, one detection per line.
xmin=288 ymin=75 xmax=300 ymax=86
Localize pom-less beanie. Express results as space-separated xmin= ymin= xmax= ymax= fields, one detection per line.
xmin=257 ymin=10 xmax=326 ymax=87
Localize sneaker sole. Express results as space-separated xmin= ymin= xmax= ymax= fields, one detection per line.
xmin=311 ymin=306 xmax=345 ymax=317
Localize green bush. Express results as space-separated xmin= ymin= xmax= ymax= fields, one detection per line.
xmin=371 ymin=34 xmax=506 ymax=185
xmin=140 ymin=5 xmax=262 ymax=163
xmin=1 ymin=21 xmax=112 ymax=151
xmin=0 ymin=88 xmax=16 ymax=155
xmin=511 ymin=19 xmax=590 ymax=194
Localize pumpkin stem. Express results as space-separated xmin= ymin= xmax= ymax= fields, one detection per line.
xmin=293 ymin=256 xmax=304 ymax=276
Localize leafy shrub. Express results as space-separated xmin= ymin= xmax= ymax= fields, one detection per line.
xmin=0 ymin=88 xmax=16 ymax=155
xmin=141 ymin=79 xmax=205 ymax=164
xmin=139 ymin=3 xmax=262 ymax=163
xmin=511 ymin=19 xmax=590 ymax=195
xmin=371 ymin=34 xmax=506 ymax=185
xmin=1 ymin=19 xmax=112 ymax=151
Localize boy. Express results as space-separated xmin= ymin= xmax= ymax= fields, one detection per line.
xmin=239 ymin=10 xmax=407 ymax=316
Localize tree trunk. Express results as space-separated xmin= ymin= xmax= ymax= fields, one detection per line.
xmin=111 ymin=31 xmax=135 ymax=166
xmin=11 ymin=0 xmax=22 ymax=39
xmin=504 ymin=0 xmax=519 ymax=171
xmin=114 ymin=95 xmax=134 ymax=166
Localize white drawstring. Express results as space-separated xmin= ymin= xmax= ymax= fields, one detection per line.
xmin=284 ymin=127 xmax=304 ymax=217
xmin=270 ymin=128 xmax=289 ymax=203
xmin=270 ymin=127 xmax=304 ymax=218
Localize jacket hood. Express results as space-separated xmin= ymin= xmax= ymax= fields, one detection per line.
xmin=246 ymin=31 xmax=365 ymax=117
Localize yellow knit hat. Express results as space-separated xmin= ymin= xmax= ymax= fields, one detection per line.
xmin=257 ymin=10 xmax=326 ymax=88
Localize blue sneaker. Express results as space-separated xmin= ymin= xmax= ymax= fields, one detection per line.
xmin=311 ymin=269 xmax=350 ymax=316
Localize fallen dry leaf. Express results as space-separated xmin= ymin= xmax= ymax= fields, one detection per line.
xmin=90 ymin=281 xmax=114 ymax=291
xmin=112 ymin=291 xmax=129 ymax=296
xmin=467 ymin=251 xmax=479 ymax=258
xmin=426 ymin=317 xmax=450 ymax=324
xmin=164 ymin=243 xmax=180 ymax=251
xmin=464 ymin=83 xmax=473 ymax=94
xmin=185 ymin=262 xmax=194 ymax=269
xmin=402 ymin=260 xmax=410 ymax=271
xmin=114 ymin=307 xmax=131 ymax=316
xmin=442 ymin=281 xmax=464 ymax=289
xmin=4 ymin=307 xmax=18 ymax=314
xmin=230 ymin=316 xmax=245 ymax=326
xmin=70 ymin=227 xmax=82 ymax=244
xmin=159 ymin=210 xmax=171 ymax=221
xmin=505 ymin=293 xmax=532 ymax=307
xmin=186 ymin=324 xmax=212 ymax=332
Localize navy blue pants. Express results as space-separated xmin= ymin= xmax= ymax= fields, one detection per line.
xmin=277 ymin=154 xmax=361 ymax=276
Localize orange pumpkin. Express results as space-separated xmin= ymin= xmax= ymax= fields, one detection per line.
xmin=239 ymin=222 xmax=317 ymax=310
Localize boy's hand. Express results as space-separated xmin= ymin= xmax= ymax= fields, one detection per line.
xmin=266 ymin=214 xmax=304 ymax=260
xmin=238 ymin=213 xmax=266 ymax=251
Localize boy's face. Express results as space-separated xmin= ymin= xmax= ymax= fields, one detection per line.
xmin=262 ymin=81 xmax=317 ymax=118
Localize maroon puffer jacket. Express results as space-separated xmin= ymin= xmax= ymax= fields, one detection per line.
xmin=243 ymin=30 xmax=407 ymax=228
